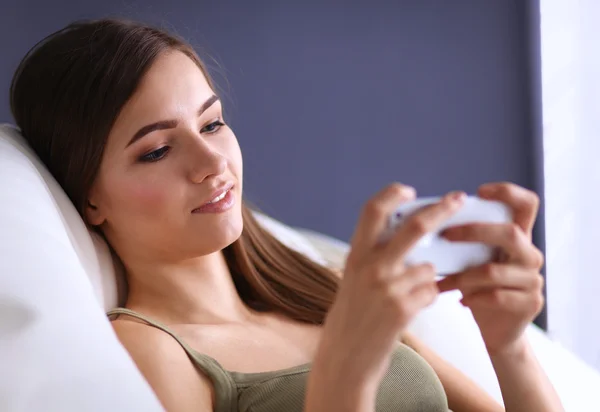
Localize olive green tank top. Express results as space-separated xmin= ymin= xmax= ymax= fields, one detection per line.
xmin=107 ymin=308 xmax=451 ymax=412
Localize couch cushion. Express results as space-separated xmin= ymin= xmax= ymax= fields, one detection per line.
xmin=0 ymin=124 xmax=163 ymax=411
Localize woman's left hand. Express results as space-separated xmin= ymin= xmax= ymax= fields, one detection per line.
xmin=437 ymin=182 xmax=546 ymax=357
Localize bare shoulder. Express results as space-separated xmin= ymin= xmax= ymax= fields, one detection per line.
xmin=111 ymin=317 xmax=214 ymax=412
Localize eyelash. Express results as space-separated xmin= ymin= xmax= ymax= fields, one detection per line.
xmin=138 ymin=120 xmax=226 ymax=163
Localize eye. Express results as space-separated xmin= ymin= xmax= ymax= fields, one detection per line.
xmin=139 ymin=146 xmax=170 ymax=163
xmin=201 ymin=120 xmax=225 ymax=134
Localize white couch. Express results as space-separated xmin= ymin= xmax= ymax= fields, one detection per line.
xmin=1 ymin=124 xmax=599 ymax=411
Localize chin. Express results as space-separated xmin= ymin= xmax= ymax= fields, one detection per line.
xmin=221 ymin=201 xmax=244 ymax=242
xmin=192 ymin=210 xmax=244 ymax=254
xmin=221 ymin=214 xmax=244 ymax=247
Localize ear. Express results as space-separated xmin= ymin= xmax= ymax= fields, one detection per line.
xmin=85 ymin=196 xmax=106 ymax=226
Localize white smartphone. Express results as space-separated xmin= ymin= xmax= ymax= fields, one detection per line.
xmin=380 ymin=196 xmax=513 ymax=275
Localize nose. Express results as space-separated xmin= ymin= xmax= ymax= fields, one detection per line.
xmin=186 ymin=133 xmax=228 ymax=183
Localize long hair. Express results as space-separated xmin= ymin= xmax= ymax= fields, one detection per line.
xmin=10 ymin=18 xmax=340 ymax=324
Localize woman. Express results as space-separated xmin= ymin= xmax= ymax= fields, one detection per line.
xmin=10 ymin=18 xmax=563 ymax=412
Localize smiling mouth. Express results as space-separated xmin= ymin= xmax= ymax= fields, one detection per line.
xmin=208 ymin=190 xmax=228 ymax=204
xmin=192 ymin=184 xmax=235 ymax=213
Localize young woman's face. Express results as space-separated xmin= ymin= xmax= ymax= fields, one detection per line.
xmin=87 ymin=51 xmax=244 ymax=261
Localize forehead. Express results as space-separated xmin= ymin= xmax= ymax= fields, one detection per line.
xmin=137 ymin=50 xmax=212 ymax=103
xmin=107 ymin=51 xmax=214 ymax=146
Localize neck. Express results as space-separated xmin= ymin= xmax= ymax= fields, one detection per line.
xmin=124 ymin=249 xmax=256 ymax=325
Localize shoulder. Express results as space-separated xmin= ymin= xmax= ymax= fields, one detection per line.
xmin=111 ymin=317 xmax=214 ymax=411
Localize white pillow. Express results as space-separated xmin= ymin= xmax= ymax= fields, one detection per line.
xmin=0 ymin=124 xmax=163 ymax=412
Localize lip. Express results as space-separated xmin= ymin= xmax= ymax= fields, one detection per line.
xmin=193 ymin=182 xmax=234 ymax=210
xmin=192 ymin=187 xmax=235 ymax=214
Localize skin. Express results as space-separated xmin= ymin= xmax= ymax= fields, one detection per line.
xmin=90 ymin=50 xmax=562 ymax=411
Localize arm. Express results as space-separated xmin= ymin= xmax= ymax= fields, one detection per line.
xmin=489 ymin=338 xmax=563 ymax=412
xmin=111 ymin=319 xmax=213 ymax=412
xmin=401 ymin=331 xmax=504 ymax=412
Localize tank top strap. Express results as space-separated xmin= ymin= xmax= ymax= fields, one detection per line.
xmin=107 ymin=307 xmax=238 ymax=412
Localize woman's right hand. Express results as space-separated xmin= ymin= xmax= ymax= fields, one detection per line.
xmin=309 ymin=183 xmax=466 ymax=404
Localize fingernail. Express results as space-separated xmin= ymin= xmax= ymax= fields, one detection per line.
xmin=403 ymin=186 xmax=417 ymax=197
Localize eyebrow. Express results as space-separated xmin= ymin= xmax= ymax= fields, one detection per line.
xmin=126 ymin=94 xmax=220 ymax=148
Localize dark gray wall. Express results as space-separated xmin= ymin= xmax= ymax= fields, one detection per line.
xmin=1 ymin=0 xmax=540 ymax=241
xmin=1 ymin=1 xmax=545 ymax=325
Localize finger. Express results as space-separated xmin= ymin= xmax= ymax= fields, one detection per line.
xmin=478 ymin=182 xmax=540 ymax=238
xmin=387 ymin=263 xmax=437 ymax=291
xmin=441 ymin=223 xmax=544 ymax=268
xmin=349 ymin=183 xmax=416 ymax=258
xmin=390 ymin=278 xmax=439 ymax=317
xmin=408 ymin=281 xmax=439 ymax=312
xmin=437 ymin=263 xmax=544 ymax=294
xmin=460 ymin=289 xmax=545 ymax=317
xmin=383 ymin=191 xmax=466 ymax=260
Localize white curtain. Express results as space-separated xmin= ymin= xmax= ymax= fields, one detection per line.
xmin=541 ymin=0 xmax=600 ymax=371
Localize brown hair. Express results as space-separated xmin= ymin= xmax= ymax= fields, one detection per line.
xmin=10 ymin=18 xmax=340 ymax=324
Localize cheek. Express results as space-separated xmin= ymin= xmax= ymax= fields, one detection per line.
xmin=113 ymin=179 xmax=172 ymax=217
